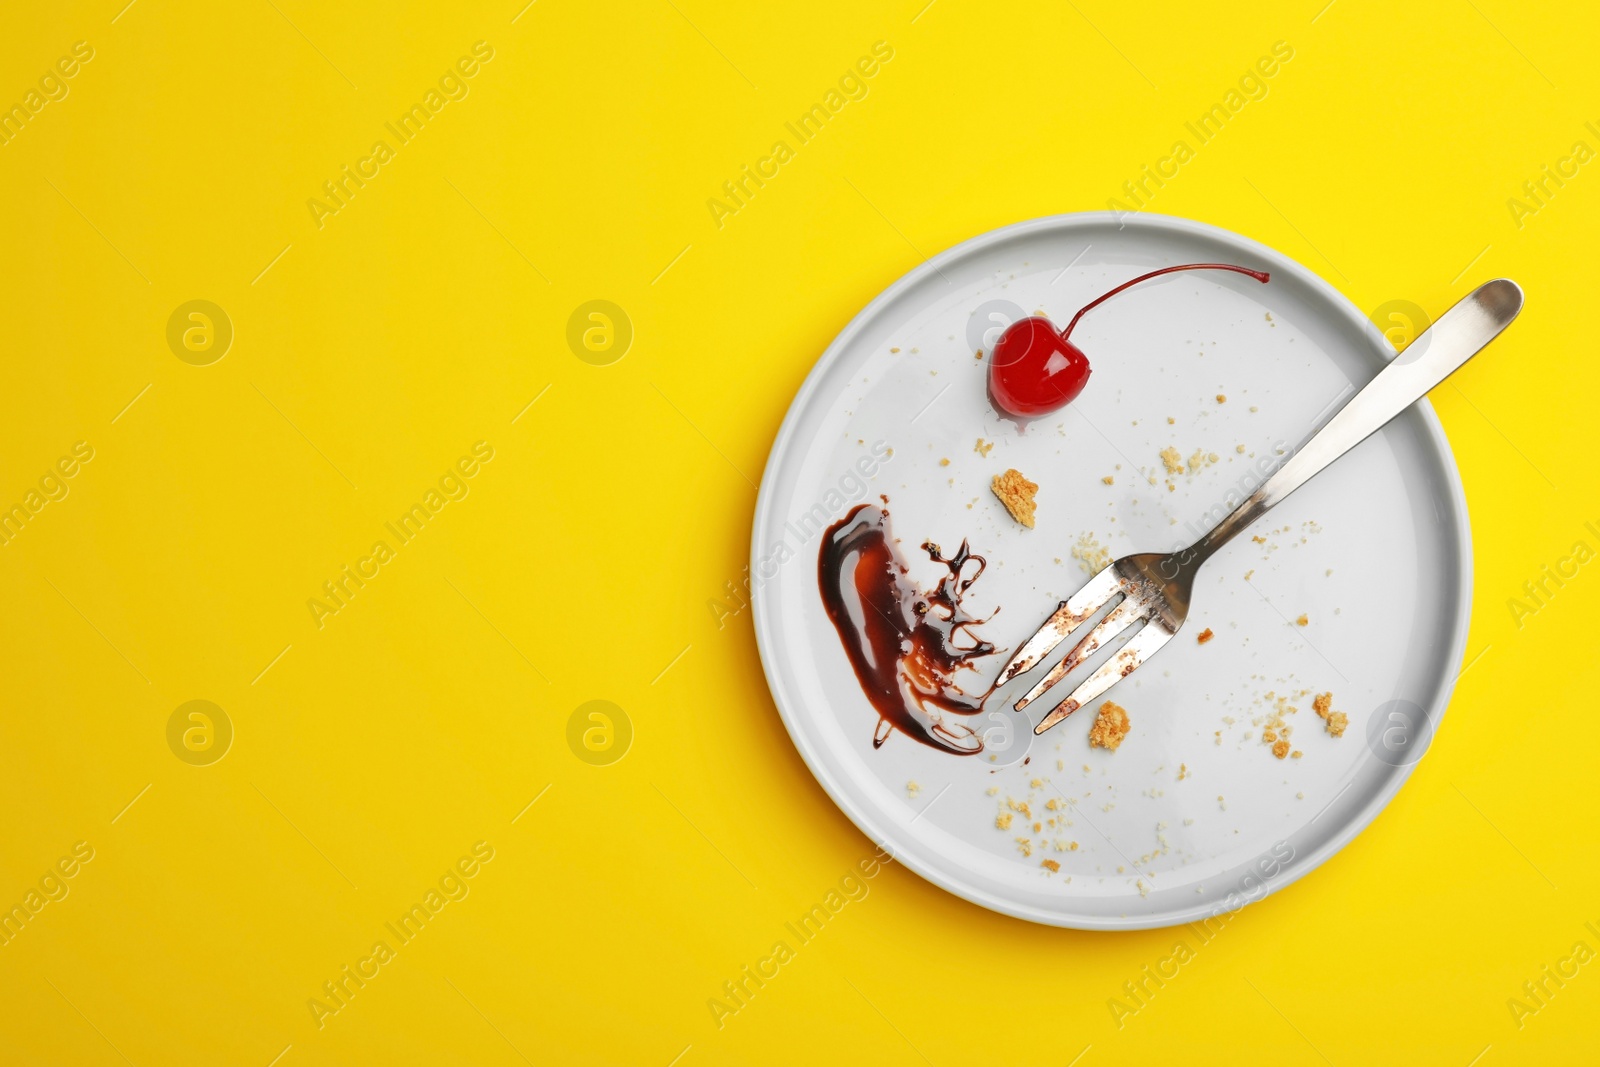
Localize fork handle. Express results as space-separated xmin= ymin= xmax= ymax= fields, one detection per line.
xmin=1188 ymin=279 xmax=1524 ymax=564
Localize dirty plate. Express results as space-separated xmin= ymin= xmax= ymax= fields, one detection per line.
xmin=751 ymin=213 xmax=1471 ymax=929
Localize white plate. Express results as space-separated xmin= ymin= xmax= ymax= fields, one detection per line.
xmin=752 ymin=213 xmax=1470 ymax=929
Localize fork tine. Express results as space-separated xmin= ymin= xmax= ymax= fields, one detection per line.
xmin=1031 ymin=622 xmax=1175 ymax=736
xmin=996 ymin=565 xmax=1123 ymax=684
xmin=1013 ymin=595 xmax=1146 ymax=711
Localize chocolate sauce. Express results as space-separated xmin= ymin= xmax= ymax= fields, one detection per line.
xmin=818 ymin=503 xmax=1001 ymax=755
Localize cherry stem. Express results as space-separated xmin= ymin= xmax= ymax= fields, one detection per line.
xmin=1060 ymin=262 xmax=1270 ymax=341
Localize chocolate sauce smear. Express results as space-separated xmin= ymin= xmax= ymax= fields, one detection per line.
xmin=818 ymin=503 xmax=1001 ymax=754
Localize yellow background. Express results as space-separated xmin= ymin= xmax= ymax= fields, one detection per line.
xmin=1 ymin=0 xmax=1596 ymax=1063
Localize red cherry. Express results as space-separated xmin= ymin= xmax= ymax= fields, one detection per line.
xmin=985 ymin=262 xmax=1270 ymax=420
xmin=989 ymin=317 xmax=1091 ymax=418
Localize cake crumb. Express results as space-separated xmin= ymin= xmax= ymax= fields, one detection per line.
xmin=991 ymin=468 xmax=1039 ymax=528
xmin=1313 ymin=691 xmax=1347 ymax=737
xmin=1272 ymin=739 xmax=1290 ymax=759
xmin=1041 ymin=858 xmax=1060 ymax=873
xmin=1197 ymin=628 xmax=1214 ymax=644
xmin=996 ymin=812 xmax=1013 ymax=830
xmin=1177 ymin=762 xmax=1188 ymax=780
xmin=1102 ymin=475 xmax=1114 ymax=485
xmin=890 ymin=347 xmax=900 ymax=353
xmin=1088 ymin=702 xmax=1131 ymax=751
xmin=1071 ymin=533 xmax=1111 ymax=574
xmin=1236 ymin=444 xmax=1247 ymax=453
xmin=975 ymin=438 xmax=994 ymax=457
xmin=906 ymin=781 xmax=920 ymax=796
xmin=1216 ymin=394 xmax=1227 ymax=403
xmin=1159 ymin=446 xmax=1184 ymax=475
xmin=1296 ymin=614 xmax=1309 ymax=626
xmin=1167 ymin=416 xmax=1176 ymax=425
xmin=939 ymin=457 xmax=950 ymax=467
xmin=975 ymin=349 xmax=984 ymax=360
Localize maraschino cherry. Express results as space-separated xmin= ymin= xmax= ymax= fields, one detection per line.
xmin=987 ymin=262 xmax=1270 ymax=419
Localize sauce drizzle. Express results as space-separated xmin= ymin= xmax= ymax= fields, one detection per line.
xmin=818 ymin=503 xmax=1001 ymax=754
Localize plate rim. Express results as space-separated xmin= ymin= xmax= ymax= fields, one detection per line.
xmin=750 ymin=210 xmax=1473 ymax=930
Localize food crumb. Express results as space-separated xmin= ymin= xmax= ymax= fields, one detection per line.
xmin=1041 ymin=858 xmax=1060 ymax=873
xmin=1177 ymin=762 xmax=1188 ymax=781
xmin=1272 ymin=739 xmax=1290 ymax=759
xmin=890 ymin=347 xmax=900 ymax=353
xmin=996 ymin=812 xmax=1013 ymax=830
xmin=1314 ymin=691 xmax=1347 ymax=737
xmin=1197 ymin=628 xmax=1214 ymax=644
xmin=975 ymin=438 xmax=994 ymax=457
xmin=906 ymin=781 xmax=920 ymax=796
xmin=1071 ymin=533 xmax=1112 ymax=574
xmin=975 ymin=349 xmax=984 ymax=360
xmin=1167 ymin=416 xmax=1176 ymax=425
xmin=1216 ymin=394 xmax=1227 ymax=403
xmin=1159 ymin=446 xmax=1184 ymax=475
xmin=1102 ymin=475 xmax=1114 ymax=485
xmin=939 ymin=457 xmax=950 ymax=467
xmin=1236 ymin=444 xmax=1246 ymax=453
xmin=992 ymin=468 xmax=1039 ymax=528
xmin=1088 ymin=702 xmax=1131 ymax=751
xmin=1296 ymin=614 xmax=1309 ymax=626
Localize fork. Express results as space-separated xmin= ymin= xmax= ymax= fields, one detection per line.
xmin=997 ymin=278 xmax=1524 ymax=736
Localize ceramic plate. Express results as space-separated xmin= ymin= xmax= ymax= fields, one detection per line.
xmin=751 ymin=213 xmax=1470 ymax=929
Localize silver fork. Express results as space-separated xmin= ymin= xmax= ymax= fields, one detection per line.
xmin=998 ymin=279 xmax=1524 ymax=736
